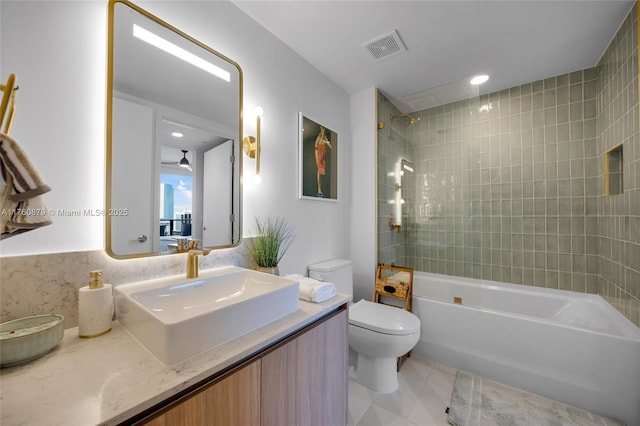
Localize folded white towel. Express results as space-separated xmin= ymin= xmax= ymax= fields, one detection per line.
xmin=286 ymin=274 xmax=336 ymax=303
xmin=388 ymin=271 xmax=411 ymax=284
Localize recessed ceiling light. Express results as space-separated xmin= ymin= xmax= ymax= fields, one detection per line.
xmin=470 ymin=74 xmax=489 ymax=85
xmin=171 ymin=132 xmax=184 ymax=138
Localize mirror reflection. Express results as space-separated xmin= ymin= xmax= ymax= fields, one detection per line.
xmin=106 ymin=0 xmax=242 ymax=258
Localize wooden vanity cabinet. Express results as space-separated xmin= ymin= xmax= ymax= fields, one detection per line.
xmin=261 ymin=307 xmax=348 ymax=426
xmin=142 ymin=360 xmax=261 ymax=426
xmin=135 ymin=305 xmax=347 ymax=426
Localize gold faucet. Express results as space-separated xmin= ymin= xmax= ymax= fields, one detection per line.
xmin=176 ymin=237 xmax=189 ymax=253
xmin=186 ymin=249 xmax=211 ymax=278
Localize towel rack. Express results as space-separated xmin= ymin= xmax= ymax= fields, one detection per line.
xmin=373 ymin=264 xmax=414 ymax=311
xmin=0 ymin=74 xmax=18 ymax=134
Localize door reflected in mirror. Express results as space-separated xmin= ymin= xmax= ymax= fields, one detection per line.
xmin=106 ymin=0 xmax=242 ymax=258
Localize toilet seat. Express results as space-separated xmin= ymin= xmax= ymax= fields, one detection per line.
xmin=349 ymin=299 xmax=420 ymax=335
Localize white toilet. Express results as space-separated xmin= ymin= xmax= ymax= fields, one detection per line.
xmin=308 ymin=258 xmax=421 ymax=394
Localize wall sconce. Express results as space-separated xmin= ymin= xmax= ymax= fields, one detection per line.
xmin=243 ymin=106 xmax=263 ymax=184
xmin=401 ymin=159 xmax=414 ymax=173
xmin=389 ymin=158 xmax=414 ymax=232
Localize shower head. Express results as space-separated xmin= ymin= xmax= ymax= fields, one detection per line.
xmin=390 ymin=113 xmax=419 ymax=125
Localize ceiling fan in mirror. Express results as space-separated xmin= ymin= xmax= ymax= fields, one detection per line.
xmin=162 ymin=149 xmax=192 ymax=172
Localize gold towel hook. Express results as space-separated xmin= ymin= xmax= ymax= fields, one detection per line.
xmin=0 ymin=74 xmax=18 ymax=134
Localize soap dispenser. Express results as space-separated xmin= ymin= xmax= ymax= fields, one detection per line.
xmin=78 ymin=270 xmax=113 ymax=338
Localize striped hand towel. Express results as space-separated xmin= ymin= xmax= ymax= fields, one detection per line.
xmin=0 ymin=133 xmax=52 ymax=239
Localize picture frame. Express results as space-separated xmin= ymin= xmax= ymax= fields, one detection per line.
xmin=298 ymin=113 xmax=338 ymax=201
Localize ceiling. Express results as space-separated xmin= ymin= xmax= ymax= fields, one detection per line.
xmin=233 ymin=0 xmax=634 ymax=112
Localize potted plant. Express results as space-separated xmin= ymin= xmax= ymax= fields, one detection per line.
xmin=247 ymin=217 xmax=294 ymax=275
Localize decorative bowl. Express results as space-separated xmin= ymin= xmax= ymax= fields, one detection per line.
xmin=0 ymin=314 xmax=64 ymax=368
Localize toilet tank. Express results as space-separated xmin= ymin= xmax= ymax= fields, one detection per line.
xmin=308 ymin=258 xmax=353 ymax=296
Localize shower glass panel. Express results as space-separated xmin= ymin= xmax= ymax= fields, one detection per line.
xmin=378 ymin=82 xmax=481 ymax=277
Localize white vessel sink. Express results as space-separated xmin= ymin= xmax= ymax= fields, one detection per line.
xmin=114 ymin=266 xmax=299 ymax=365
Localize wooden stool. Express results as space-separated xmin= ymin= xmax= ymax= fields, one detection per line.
xmin=372 ymin=264 xmax=414 ymax=371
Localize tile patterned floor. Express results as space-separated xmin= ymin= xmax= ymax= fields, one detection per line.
xmin=348 ymin=355 xmax=457 ymax=426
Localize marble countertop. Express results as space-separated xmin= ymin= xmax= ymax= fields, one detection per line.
xmin=0 ymin=294 xmax=350 ymax=426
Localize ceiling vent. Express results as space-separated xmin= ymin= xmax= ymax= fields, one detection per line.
xmin=363 ymin=30 xmax=406 ymax=60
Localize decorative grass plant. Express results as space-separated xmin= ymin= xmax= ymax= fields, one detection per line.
xmin=247 ymin=217 xmax=294 ymax=268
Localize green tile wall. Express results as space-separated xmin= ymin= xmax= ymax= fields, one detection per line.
xmin=597 ymin=3 xmax=640 ymax=325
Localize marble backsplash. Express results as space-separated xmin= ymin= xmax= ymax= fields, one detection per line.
xmin=1 ymin=246 xmax=248 ymax=329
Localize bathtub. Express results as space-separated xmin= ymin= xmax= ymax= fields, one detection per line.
xmin=411 ymin=271 xmax=640 ymax=426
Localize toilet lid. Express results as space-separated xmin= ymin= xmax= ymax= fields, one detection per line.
xmin=349 ymin=300 xmax=420 ymax=335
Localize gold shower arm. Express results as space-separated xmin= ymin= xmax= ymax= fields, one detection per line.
xmin=390 ymin=113 xmax=419 ymax=125
xmin=0 ymin=74 xmax=18 ymax=134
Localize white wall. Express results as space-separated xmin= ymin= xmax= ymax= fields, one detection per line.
xmin=1 ymin=1 xmax=106 ymax=255
xmin=0 ymin=1 xmax=352 ymax=275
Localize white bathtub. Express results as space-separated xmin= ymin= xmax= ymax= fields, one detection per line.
xmin=411 ymin=271 xmax=640 ymax=426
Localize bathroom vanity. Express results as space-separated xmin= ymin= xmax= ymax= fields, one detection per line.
xmin=0 ymin=296 xmax=349 ymax=426
xmin=136 ymin=305 xmax=347 ymax=426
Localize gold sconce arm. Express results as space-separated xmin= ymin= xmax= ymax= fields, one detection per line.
xmin=243 ymin=106 xmax=263 ymax=183
xmin=389 ymin=214 xmax=401 ymax=233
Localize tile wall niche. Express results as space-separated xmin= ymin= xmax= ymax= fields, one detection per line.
xmin=377 ymin=3 xmax=639 ymax=326
xmin=1 ymin=247 xmax=247 ymax=329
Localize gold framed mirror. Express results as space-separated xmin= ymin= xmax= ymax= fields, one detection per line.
xmin=106 ymin=0 xmax=242 ymax=258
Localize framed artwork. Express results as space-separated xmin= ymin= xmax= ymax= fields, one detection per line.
xmin=298 ymin=113 xmax=338 ymax=201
